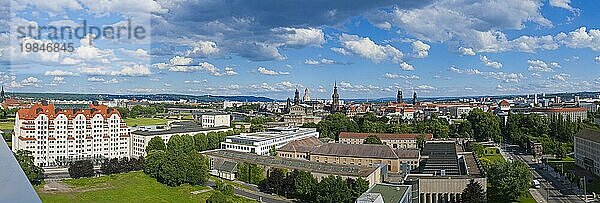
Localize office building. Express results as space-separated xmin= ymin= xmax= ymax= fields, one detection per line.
xmin=220 ymin=127 xmax=319 ymax=155
xmin=574 ymin=128 xmax=600 ymax=176
xmin=198 ymin=113 xmax=231 ymax=128
xmin=130 ymin=121 xmax=231 ymax=157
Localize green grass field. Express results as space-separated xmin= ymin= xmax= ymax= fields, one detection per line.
xmin=37 ymin=172 xmax=256 ymax=203
xmin=124 ymin=118 xmax=168 ymax=127
xmin=0 ymin=120 xmax=14 ymax=130
xmin=515 ymin=192 xmax=536 ymax=203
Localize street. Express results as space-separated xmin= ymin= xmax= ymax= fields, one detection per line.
xmin=502 ymin=145 xmax=585 ymax=203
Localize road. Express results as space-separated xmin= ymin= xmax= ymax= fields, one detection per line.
xmin=502 ymin=145 xmax=585 ymax=203
xmin=206 ymin=180 xmax=291 ymax=203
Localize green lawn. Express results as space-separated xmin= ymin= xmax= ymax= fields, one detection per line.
xmin=515 ymin=192 xmax=536 ymax=203
xmin=124 ymin=118 xmax=168 ymax=127
xmin=0 ymin=120 xmax=14 ymax=130
xmin=37 ymin=172 xmax=256 ymax=203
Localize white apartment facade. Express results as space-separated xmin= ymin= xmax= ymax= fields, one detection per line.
xmin=200 ymin=114 xmax=231 ymax=128
xmin=220 ymin=127 xmax=319 ymax=155
xmin=12 ymin=102 xmax=130 ymax=166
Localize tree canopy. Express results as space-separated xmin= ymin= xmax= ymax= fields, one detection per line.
xmin=14 ymin=150 xmax=44 ymax=185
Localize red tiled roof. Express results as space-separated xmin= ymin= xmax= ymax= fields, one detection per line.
xmin=499 ymin=100 xmax=510 ymax=106
xmin=17 ymin=103 xmax=121 ymax=120
xmin=67 ymin=136 xmax=75 ymax=140
xmin=339 ymin=132 xmax=433 ymax=140
xmin=48 ymin=137 xmax=56 ymax=140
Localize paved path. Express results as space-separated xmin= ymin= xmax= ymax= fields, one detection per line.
xmin=207 ymin=179 xmax=292 ymax=203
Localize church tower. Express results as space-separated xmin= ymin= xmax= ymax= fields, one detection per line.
xmin=286 ymin=97 xmax=292 ymax=113
xmin=0 ymin=86 xmax=4 ymax=102
xmin=331 ymin=82 xmax=340 ymax=113
xmin=302 ymin=88 xmax=310 ymax=102
xmin=397 ymin=89 xmax=403 ymax=103
xmin=293 ymin=88 xmax=300 ymax=105
xmin=413 ymin=91 xmax=417 ymax=105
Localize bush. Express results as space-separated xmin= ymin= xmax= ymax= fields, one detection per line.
xmin=69 ymin=160 xmax=95 ymax=179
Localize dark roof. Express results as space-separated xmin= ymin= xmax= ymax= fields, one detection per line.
xmin=575 ymin=128 xmax=600 ymax=143
xmin=132 ymin=123 xmax=231 ymax=136
xmin=311 ymin=143 xmax=419 ymax=159
xmin=213 ymin=159 xmax=237 ymax=173
xmin=278 ymin=137 xmax=322 ymax=153
xmin=339 ymin=132 xmax=433 ymax=140
xmin=421 ymin=141 xmax=461 ymax=176
xmin=203 ymin=150 xmax=381 ymax=177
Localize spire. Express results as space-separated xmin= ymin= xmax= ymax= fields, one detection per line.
xmin=412 ymin=91 xmax=417 ymax=105
xmin=293 ymin=88 xmax=300 ymax=105
xmin=397 ymin=89 xmax=403 ymax=103
xmin=331 ymin=82 xmax=340 ymax=113
xmin=303 ymin=88 xmax=310 ymax=102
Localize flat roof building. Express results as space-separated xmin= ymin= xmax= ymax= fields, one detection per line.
xmin=220 ymin=127 xmax=318 ymax=155
xmin=574 ymin=128 xmax=600 ymax=176
xmin=130 ymin=122 xmax=231 ymax=157
xmin=357 ymin=183 xmax=413 ymax=203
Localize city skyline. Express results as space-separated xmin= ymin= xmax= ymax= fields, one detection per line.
xmin=1 ymin=0 xmax=600 ymax=99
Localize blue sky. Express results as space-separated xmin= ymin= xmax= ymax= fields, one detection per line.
xmin=1 ymin=0 xmax=600 ymax=99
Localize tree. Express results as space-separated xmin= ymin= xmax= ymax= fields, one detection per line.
xmin=363 ymin=135 xmax=383 ymax=144
xmin=294 ymin=170 xmax=317 ymax=202
xmin=467 ymin=109 xmax=501 ymax=142
xmin=416 ymin=134 xmax=426 ymax=149
xmin=317 ymin=113 xmax=359 ymax=140
xmin=236 ymin=162 xmax=265 ymax=185
xmin=215 ymin=180 xmax=235 ymax=196
xmin=166 ymin=135 xmax=195 ymax=155
xmin=262 ymin=168 xmax=287 ymax=195
xmin=144 ymin=150 xmax=166 ymax=179
xmin=194 ymin=133 xmax=209 ymax=151
xmin=487 ymin=161 xmax=532 ymax=202
xmin=269 ymin=145 xmax=277 ymax=156
xmin=206 ymin=191 xmax=232 ymax=203
xmin=315 ymin=175 xmax=351 ymax=203
xmin=14 ymin=150 xmax=44 ymax=185
xmin=348 ymin=178 xmax=369 ymax=201
xmin=69 ymin=160 xmax=95 ymax=179
xmin=146 ymin=136 xmax=166 ymax=153
xmin=461 ymin=179 xmax=486 ymax=203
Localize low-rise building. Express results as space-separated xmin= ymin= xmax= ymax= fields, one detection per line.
xmin=357 ymin=183 xmax=413 ymax=203
xmin=203 ymin=149 xmax=386 ymax=187
xmin=339 ymin=132 xmax=433 ymax=149
xmin=220 ymin=127 xmax=319 ymax=155
xmin=197 ymin=113 xmax=230 ymax=128
xmin=574 ymin=128 xmax=600 ymax=176
xmin=130 ymin=122 xmax=231 ymax=157
xmin=277 ymin=136 xmax=323 ymax=160
xmin=309 ymin=143 xmax=420 ymax=174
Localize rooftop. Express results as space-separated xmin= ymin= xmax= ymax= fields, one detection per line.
xmin=277 ymin=136 xmax=323 ymax=153
xmin=203 ymin=150 xmax=381 ymax=177
xmin=17 ymin=103 xmax=121 ymax=120
xmin=225 ymin=127 xmax=317 ymax=143
xmin=339 ymin=132 xmax=433 ymax=140
xmin=358 ymin=183 xmax=410 ymax=203
xmin=131 ymin=122 xmax=231 ymax=136
xmin=421 ymin=141 xmax=461 ymax=176
xmin=575 ymin=128 xmax=600 ymax=144
xmin=311 ymin=143 xmax=420 ymax=159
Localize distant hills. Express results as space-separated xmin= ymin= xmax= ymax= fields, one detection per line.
xmin=6 ymin=91 xmax=599 ymax=103
xmin=8 ymin=93 xmax=274 ymax=102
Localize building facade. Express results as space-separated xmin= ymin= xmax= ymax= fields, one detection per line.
xmin=574 ymin=128 xmax=600 ymax=176
xmin=130 ymin=122 xmax=231 ymax=157
xmin=339 ymin=132 xmax=433 ymax=149
xmin=199 ymin=113 xmax=231 ymax=128
xmin=220 ymin=127 xmax=319 ymax=155
xmin=12 ymin=102 xmax=129 ymax=166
